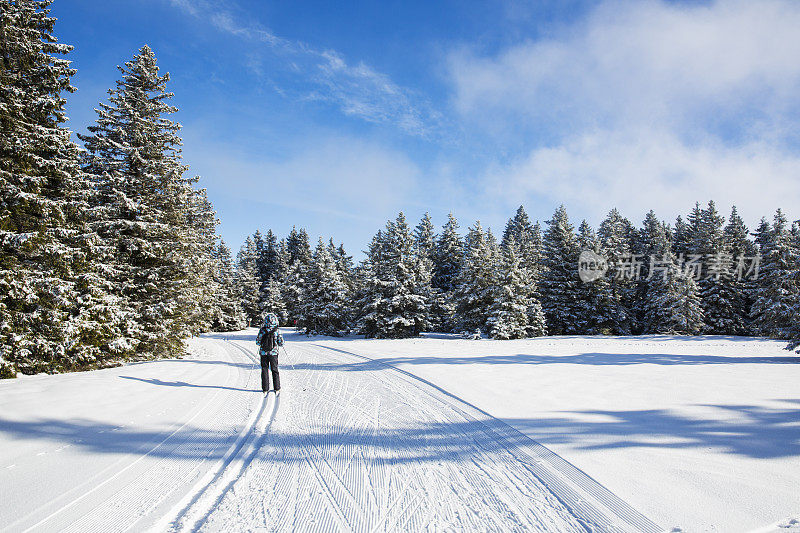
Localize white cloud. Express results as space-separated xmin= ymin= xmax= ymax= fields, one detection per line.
xmin=491 ymin=128 xmax=800 ymax=224
xmin=449 ymin=0 xmax=800 ymax=224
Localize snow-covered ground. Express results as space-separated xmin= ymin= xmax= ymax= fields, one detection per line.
xmin=308 ymin=333 xmax=800 ymax=532
xmin=1 ymin=330 xmax=797 ymax=532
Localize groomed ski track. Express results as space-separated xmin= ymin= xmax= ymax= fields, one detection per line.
xmin=0 ymin=330 xmax=661 ymax=532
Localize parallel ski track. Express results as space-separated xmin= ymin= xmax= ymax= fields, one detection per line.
xmin=202 ymin=340 xmax=588 ymax=533
xmin=155 ymin=339 xmax=280 ymax=532
xmin=310 ymin=343 xmax=663 ymax=533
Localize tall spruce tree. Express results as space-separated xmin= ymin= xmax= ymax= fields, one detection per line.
xmin=0 ymin=0 xmax=103 ymax=375
xmin=301 ymin=239 xmax=351 ymax=336
xmin=210 ymin=241 xmax=247 ymax=331
xmin=431 ymin=213 xmax=462 ymax=330
xmin=643 ymin=251 xmax=705 ymax=335
xmin=541 ymin=206 xmax=583 ymax=335
xmin=577 ymin=220 xmax=618 ymax=334
xmin=358 ymin=213 xmax=431 ymax=338
xmin=282 ymin=226 xmax=311 ymax=327
xmin=751 ymin=210 xmax=799 ymax=338
xmin=598 ymin=208 xmax=637 ymax=334
xmin=454 ymin=221 xmax=499 ymax=334
xmin=691 ymin=201 xmax=741 ymax=335
xmin=235 ymin=236 xmax=261 ymax=326
xmin=79 ymin=45 xmax=201 ymax=359
xmin=488 ymin=238 xmax=545 ymax=339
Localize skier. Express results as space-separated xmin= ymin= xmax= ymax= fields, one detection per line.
xmin=256 ymin=313 xmax=284 ymax=393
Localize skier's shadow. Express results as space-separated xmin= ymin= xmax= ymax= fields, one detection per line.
xmin=119 ymin=375 xmax=256 ymax=393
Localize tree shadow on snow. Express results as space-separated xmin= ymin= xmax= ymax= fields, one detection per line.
xmin=119 ymin=375 xmax=256 ymax=393
xmin=509 ymin=402 xmax=800 ymax=459
xmin=0 ymin=400 xmax=797 ymax=463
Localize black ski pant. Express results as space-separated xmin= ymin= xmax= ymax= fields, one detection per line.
xmin=260 ymin=352 xmax=280 ymax=392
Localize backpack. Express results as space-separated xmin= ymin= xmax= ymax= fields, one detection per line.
xmin=259 ymin=326 xmax=278 ymax=354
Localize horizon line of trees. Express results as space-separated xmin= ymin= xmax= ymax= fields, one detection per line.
xmin=234 ymin=203 xmax=800 ymax=353
xmin=1 ymin=1 xmax=238 ymax=378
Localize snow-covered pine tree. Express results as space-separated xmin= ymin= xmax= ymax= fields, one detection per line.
xmin=720 ymin=206 xmax=757 ymax=335
xmin=690 ymin=201 xmax=740 ymax=335
xmin=414 ymin=213 xmax=436 ymax=260
xmin=235 ymin=236 xmax=261 ymax=325
xmin=453 ymin=221 xmax=498 ymax=335
xmin=501 ymin=206 xmax=538 ymax=267
xmin=282 ymin=226 xmax=311 ymax=327
xmin=210 ymin=241 xmax=247 ymax=331
xmin=672 ymin=215 xmax=691 ymax=259
xmin=576 ymin=220 xmax=618 ymax=334
xmin=301 ymin=239 xmax=351 ymax=336
xmin=0 ymin=0 xmax=105 ymax=376
xmin=786 ymin=222 xmax=800 ymax=353
xmin=598 ymin=208 xmax=637 ymax=334
xmin=357 ymin=213 xmax=431 ymax=338
xmin=431 ymin=213 xmax=463 ymax=331
xmin=540 ymin=206 xmax=583 ymax=335
xmin=256 ymin=229 xmax=286 ymax=321
xmin=488 ymin=238 xmax=545 ymax=339
xmin=751 ymin=210 xmax=799 ymax=339
xmin=182 ymin=186 xmax=220 ymax=335
xmin=637 ymin=211 xmax=671 ymax=333
xmin=412 ymin=213 xmax=446 ymax=331
xmin=260 ymin=277 xmax=287 ymax=326
xmin=642 ymin=251 xmax=705 ymax=335
xmin=79 ymin=45 xmax=204 ymax=359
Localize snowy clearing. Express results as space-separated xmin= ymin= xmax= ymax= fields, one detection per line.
xmin=1 ymin=330 xmax=797 ymax=532
xmin=308 ymin=333 xmax=800 ymax=532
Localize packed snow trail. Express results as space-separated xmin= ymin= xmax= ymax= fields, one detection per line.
xmin=193 ymin=333 xmax=660 ymax=532
xmin=1 ymin=330 xmax=662 ymax=532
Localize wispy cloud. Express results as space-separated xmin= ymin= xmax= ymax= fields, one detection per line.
xmin=168 ymin=0 xmax=438 ymax=137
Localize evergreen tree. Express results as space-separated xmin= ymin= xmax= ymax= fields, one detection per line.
xmin=453 ymin=221 xmax=499 ymax=334
xmin=643 ymin=251 xmax=705 ymax=335
xmin=786 ymin=222 xmax=800 ymax=353
xmin=752 ymin=210 xmax=799 ymax=338
xmin=302 ymin=239 xmax=351 ymax=336
xmin=260 ymin=277 xmax=287 ymax=326
xmin=488 ymin=239 xmax=545 ymax=339
xmin=541 ymin=206 xmax=583 ymax=335
xmin=598 ymin=208 xmax=637 ymax=334
xmin=414 ymin=213 xmax=436 ymax=261
xmin=210 ymin=241 xmax=247 ymax=331
xmin=691 ymin=201 xmax=740 ymax=335
xmin=79 ymin=45 xmax=205 ymax=359
xmin=282 ymin=226 xmax=311 ymax=327
xmin=235 ymin=236 xmax=261 ymax=326
xmin=0 ymin=0 xmax=103 ymax=375
xmin=358 ymin=213 xmax=431 ymax=338
xmin=431 ymin=213 xmax=462 ymax=330
xmin=577 ymin=220 xmax=618 ymax=334
xmin=637 ymin=211 xmax=672 ymax=333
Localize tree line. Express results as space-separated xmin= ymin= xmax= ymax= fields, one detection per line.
xmin=235 ymin=204 xmax=799 ymax=352
xmin=1 ymin=1 xmax=234 ymax=377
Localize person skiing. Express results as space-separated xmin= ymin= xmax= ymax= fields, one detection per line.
xmin=256 ymin=313 xmax=284 ymax=393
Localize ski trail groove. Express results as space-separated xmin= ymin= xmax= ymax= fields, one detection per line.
xmin=200 ymin=338 xmax=592 ymax=532
xmin=311 ymin=343 xmax=662 ymax=533
xmin=153 ymin=340 xmax=279 ymax=533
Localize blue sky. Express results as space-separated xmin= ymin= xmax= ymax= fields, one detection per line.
xmin=56 ymin=0 xmax=800 ymax=257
